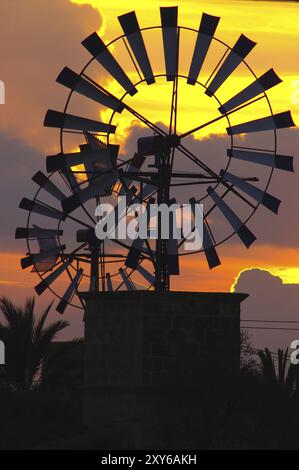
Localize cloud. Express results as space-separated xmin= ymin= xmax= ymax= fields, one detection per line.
xmin=0 ymin=0 xmax=102 ymax=152
xmin=235 ymin=268 xmax=299 ymax=351
xmin=0 ymin=132 xmax=43 ymax=252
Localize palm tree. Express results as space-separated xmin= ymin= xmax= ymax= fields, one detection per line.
xmin=0 ymin=296 xmax=80 ymax=390
xmin=258 ymin=347 xmax=298 ymax=398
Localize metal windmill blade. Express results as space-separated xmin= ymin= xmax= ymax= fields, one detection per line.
xmin=227 ymin=149 xmax=294 ymax=172
xmin=205 ymin=34 xmax=257 ymax=97
xmin=56 ymin=67 xmax=125 ymax=112
xmin=82 ymin=32 xmax=137 ymax=96
xmin=187 ymin=13 xmax=220 ymax=85
xmin=118 ymin=11 xmax=155 ymax=85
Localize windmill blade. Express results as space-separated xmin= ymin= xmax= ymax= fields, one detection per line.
xmin=187 ymin=13 xmax=220 ymax=85
xmin=35 ymin=259 xmax=72 ymax=295
xmin=202 ymin=221 xmax=221 ymax=269
xmin=207 ymin=187 xmax=256 ymax=248
xmin=132 ymin=183 xmax=156 ymax=203
xmin=81 ymin=134 xmax=113 ymax=182
xmin=19 ymin=198 xmax=65 ymax=221
xmin=160 ymin=6 xmax=178 ymax=81
xmin=125 ymin=237 xmax=144 ymax=269
xmin=219 ymin=69 xmax=282 ymax=114
xmin=227 ymin=111 xmax=295 ymax=135
xmin=56 ymin=269 xmax=83 ymax=314
xmin=118 ymin=11 xmax=155 ymax=85
xmin=66 ymin=170 xmax=81 ymax=193
xmin=32 ymin=172 xmax=66 ymax=201
xmin=227 ymin=148 xmax=294 ymax=172
xmin=60 ymin=143 xmax=119 ymax=213
xmin=106 ymin=273 xmax=113 ymax=292
xmin=220 ymin=169 xmax=281 ymax=213
xmin=82 ymin=32 xmax=137 ymax=96
xmin=44 ymin=110 xmax=116 ymax=134
xmin=56 ymin=67 xmax=124 ymax=112
xmin=15 ymin=227 xmax=63 ymax=239
xmin=47 ymin=145 xmax=119 ymax=172
xmin=119 ymin=268 xmax=136 ymax=290
xmin=205 ymin=35 xmax=256 ymax=97
xmin=32 ymin=229 xmax=64 ymax=272
xmin=136 ymin=264 xmax=154 ymax=285
xmin=21 ymin=244 xmax=65 ymax=270
xmin=62 ymin=170 xmax=118 ymax=214
xmin=189 ymin=197 xmax=221 ymax=269
xmin=167 ymin=238 xmax=179 ymax=275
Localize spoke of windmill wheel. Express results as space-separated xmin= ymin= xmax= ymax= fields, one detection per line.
xmin=56 ymin=67 xmax=124 ymax=112
xmin=119 ymin=268 xmax=136 ymax=290
xmin=227 ymin=148 xmax=294 ymax=172
xmin=207 ymin=187 xmax=256 ymax=247
xmin=175 ymin=144 xmax=255 ymax=208
xmin=21 ymin=245 xmax=66 ymax=270
xmin=179 ymin=95 xmax=264 ymax=139
xmin=56 ymin=268 xmax=84 ymax=314
xmin=32 ymin=172 xmax=66 ymax=202
xmin=187 ymin=13 xmax=220 ymax=85
xmin=219 ymin=69 xmax=282 ymax=114
xmin=19 ymin=198 xmax=65 ymax=221
xmin=118 ymin=11 xmax=155 ymax=85
xmin=81 ymin=74 xmax=168 ymax=138
xmin=160 ymin=6 xmax=178 ymax=81
xmin=82 ymin=32 xmax=137 ymax=96
xmin=227 ymin=111 xmax=295 ymax=135
xmin=15 ymin=227 xmax=63 ymax=239
xmin=189 ymin=197 xmax=221 ymax=269
xmin=205 ymin=34 xmax=257 ymax=97
xmin=44 ymin=110 xmax=116 ymax=134
xmin=220 ymin=169 xmax=281 ymax=213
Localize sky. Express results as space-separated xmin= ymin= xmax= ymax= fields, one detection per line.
xmin=0 ymin=0 xmax=299 ymax=348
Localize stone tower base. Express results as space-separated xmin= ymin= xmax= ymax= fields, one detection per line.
xmin=81 ymin=291 xmax=248 ymax=449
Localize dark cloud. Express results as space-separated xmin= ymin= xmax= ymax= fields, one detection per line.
xmin=0 ymin=0 xmax=102 ymax=151
xmin=0 ymin=132 xmax=43 ymax=252
xmin=235 ymin=268 xmax=299 ymax=351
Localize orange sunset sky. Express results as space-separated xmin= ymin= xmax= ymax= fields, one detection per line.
xmin=0 ymin=0 xmax=299 ymax=339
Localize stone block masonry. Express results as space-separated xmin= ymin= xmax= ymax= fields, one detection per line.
xmin=81 ymin=291 xmax=247 ymax=449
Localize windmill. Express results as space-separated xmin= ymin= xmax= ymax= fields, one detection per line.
xmin=16 ymin=7 xmax=295 ymax=314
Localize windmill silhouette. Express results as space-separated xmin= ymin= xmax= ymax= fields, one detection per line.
xmin=16 ymin=7 xmax=294 ymax=314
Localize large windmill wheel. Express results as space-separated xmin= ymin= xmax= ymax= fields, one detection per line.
xmin=16 ymin=7 xmax=294 ymax=314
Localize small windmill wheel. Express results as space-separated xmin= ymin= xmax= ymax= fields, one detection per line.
xmin=16 ymin=6 xmax=295 ymax=314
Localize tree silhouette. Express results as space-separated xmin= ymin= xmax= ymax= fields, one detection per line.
xmin=0 ymin=296 xmax=80 ymax=390
xmin=258 ymin=347 xmax=298 ymax=399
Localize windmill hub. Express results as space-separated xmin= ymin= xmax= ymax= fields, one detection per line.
xmin=137 ymin=134 xmax=180 ymax=157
